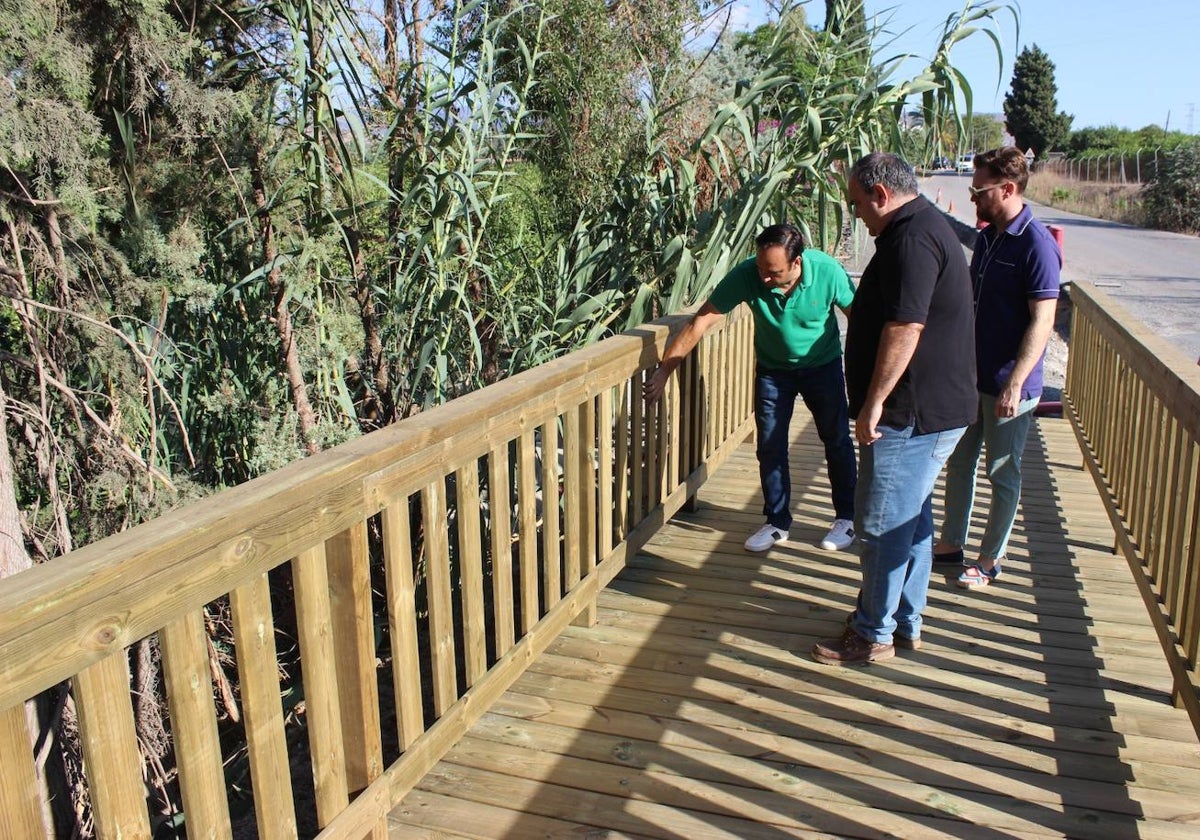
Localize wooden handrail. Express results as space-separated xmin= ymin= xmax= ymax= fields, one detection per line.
xmin=0 ymin=307 xmax=756 ymax=839
xmin=1064 ymin=278 xmax=1200 ymax=735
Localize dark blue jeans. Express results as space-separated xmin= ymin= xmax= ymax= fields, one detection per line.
xmin=754 ymin=358 xmax=856 ymax=529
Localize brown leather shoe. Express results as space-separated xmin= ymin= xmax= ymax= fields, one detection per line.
xmin=813 ymin=627 xmax=895 ymax=665
xmin=843 ymin=612 xmax=921 ymax=650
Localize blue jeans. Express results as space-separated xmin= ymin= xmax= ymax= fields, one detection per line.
xmin=850 ymin=424 xmax=966 ymax=644
xmin=755 ymin=359 xmax=856 ymax=529
xmin=940 ymin=393 xmax=1040 ymax=561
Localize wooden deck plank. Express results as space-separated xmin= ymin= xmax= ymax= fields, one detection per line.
xmin=438 ymin=716 xmax=1200 ymax=830
xmin=389 ymin=417 xmax=1200 ymax=839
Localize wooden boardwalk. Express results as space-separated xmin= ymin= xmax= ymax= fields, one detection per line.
xmin=386 ymin=416 xmax=1200 ymax=839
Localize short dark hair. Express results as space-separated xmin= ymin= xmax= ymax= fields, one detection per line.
xmin=755 ymin=223 xmax=805 ymax=261
xmin=974 ymin=146 xmax=1029 ymax=192
xmin=849 ymin=152 xmax=918 ymax=197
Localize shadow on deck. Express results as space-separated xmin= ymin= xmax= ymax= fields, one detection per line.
xmin=387 ymin=415 xmax=1200 ymax=840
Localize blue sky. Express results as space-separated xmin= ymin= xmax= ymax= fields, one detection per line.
xmin=710 ymin=1 xmax=1200 ymax=133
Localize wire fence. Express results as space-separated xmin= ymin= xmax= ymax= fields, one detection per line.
xmin=1035 ymin=149 xmax=1165 ymax=185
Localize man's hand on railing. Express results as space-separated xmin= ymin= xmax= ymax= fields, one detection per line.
xmin=643 ymin=364 xmax=672 ymax=404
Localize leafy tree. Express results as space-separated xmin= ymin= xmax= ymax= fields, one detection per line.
xmin=1003 ymin=44 xmax=1072 ymax=159
xmin=480 ymin=0 xmax=711 ymax=222
xmin=2 ymin=0 xmax=1015 ymax=831
xmin=548 ymin=0 xmax=1016 ymax=342
xmin=734 ymin=4 xmax=815 ymax=89
xmin=967 ymin=113 xmax=1008 ymax=153
xmin=1066 ymin=123 xmax=1194 ymax=156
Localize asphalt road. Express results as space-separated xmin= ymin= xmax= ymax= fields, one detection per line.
xmin=923 ymin=172 xmax=1200 ymax=364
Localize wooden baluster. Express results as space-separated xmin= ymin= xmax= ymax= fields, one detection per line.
xmin=229 ymin=574 xmax=297 ymax=839
xmin=582 ymin=397 xmax=598 ymax=577
xmin=326 ymin=522 xmax=383 ymax=792
xmin=289 ymin=544 xmax=349 ymax=826
xmin=715 ymin=328 xmax=724 ymax=446
xmin=517 ymin=430 xmax=541 ymax=633
xmin=0 ymin=704 xmax=46 ymax=839
xmin=631 ymin=375 xmax=645 ymax=525
xmin=488 ymin=443 xmax=516 ymax=655
xmin=1104 ymin=357 xmax=1123 ymax=501
xmin=1178 ymin=464 xmax=1200 ymax=680
xmin=740 ymin=315 xmax=750 ymax=424
xmin=1143 ymin=400 xmax=1170 ymax=578
xmin=160 ymin=610 xmax=235 ymax=838
xmin=701 ymin=331 xmax=714 ymax=459
xmin=679 ymin=353 xmax=694 ymax=488
xmin=597 ymin=388 xmax=615 ymax=562
xmin=74 ymin=655 xmax=152 ymax=839
xmin=421 ymin=480 xmax=458 ymax=716
xmin=661 ymin=369 xmax=674 ymax=501
xmin=540 ymin=420 xmax=562 ymax=610
xmin=645 ymin=385 xmax=659 ymax=511
xmin=455 ymin=460 xmax=487 ymax=686
xmin=576 ymin=398 xmax=598 ymax=628
xmin=381 ymin=500 xmax=424 ymax=750
xmin=614 ymin=380 xmax=630 ymax=542
xmin=1130 ymin=384 xmax=1157 ymax=553
xmin=1161 ymin=430 xmax=1195 ymax=630
xmin=562 ymin=406 xmax=582 ymax=592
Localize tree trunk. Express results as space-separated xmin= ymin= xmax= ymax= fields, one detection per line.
xmin=251 ymin=146 xmax=321 ymax=456
xmin=347 ymin=229 xmax=394 ymax=430
xmin=0 ymin=383 xmax=29 ymax=580
xmin=1 ymin=384 xmax=80 ymax=837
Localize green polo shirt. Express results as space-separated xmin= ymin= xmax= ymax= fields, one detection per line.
xmin=708 ymin=249 xmax=856 ymax=370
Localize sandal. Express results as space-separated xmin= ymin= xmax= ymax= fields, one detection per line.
xmin=957 ymin=563 xmax=1000 ymax=589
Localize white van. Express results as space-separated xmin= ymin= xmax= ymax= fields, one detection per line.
xmin=956 ymin=153 xmax=975 ymax=173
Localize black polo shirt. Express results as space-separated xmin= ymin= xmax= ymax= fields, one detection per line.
xmin=845 ymin=195 xmax=977 ymax=434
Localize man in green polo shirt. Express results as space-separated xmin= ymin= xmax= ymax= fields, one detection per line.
xmin=644 ymin=223 xmax=857 ymax=552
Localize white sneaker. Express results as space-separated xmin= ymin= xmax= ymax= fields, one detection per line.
xmin=744 ymin=523 xmax=788 ymax=552
xmin=820 ymin=519 xmax=855 ymax=551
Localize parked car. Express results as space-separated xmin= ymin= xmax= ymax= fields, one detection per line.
xmin=956 ymin=153 xmax=975 ymax=173
xmin=930 ymin=156 xmax=952 ymax=170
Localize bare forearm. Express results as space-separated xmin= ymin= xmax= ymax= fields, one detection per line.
xmin=644 ymin=303 xmax=723 ymax=402
xmin=855 ymin=321 xmax=923 ymax=443
xmin=1006 ymin=299 xmax=1057 ymax=392
xmin=865 ymin=322 xmax=922 ymax=408
xmin=658 ymin=316 xmax=710 ymax=373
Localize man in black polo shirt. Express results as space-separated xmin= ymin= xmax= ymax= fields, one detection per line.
xmin=812 ymin=152 xmax=977 ymax=665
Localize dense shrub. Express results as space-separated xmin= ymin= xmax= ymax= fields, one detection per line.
xmin=1141 ymin=142 xmax=1200 ymax=234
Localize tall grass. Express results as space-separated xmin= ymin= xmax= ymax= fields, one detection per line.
xmin=1026 ymin=170 xmax=1146 ymax=227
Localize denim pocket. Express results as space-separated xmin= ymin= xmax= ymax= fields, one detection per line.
xmin=931 ymin=427 xmax=966 ymax=462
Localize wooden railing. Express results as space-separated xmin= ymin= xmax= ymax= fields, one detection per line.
xmin=0 ymin=307 xmax=756 ymax=839
xmin=1064 ymin=279 xmax=1200 ymax=734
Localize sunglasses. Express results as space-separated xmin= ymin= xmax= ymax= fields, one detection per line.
xmin=967 ymin=182 xmax=1010 ymax=197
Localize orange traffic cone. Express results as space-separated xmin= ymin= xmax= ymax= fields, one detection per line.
xmin=947 ymin=200 xmax=955 ymax=214
xmin=935 ymin=188 xmax=942 ymax=205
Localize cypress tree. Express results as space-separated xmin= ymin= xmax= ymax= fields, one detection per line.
xmin=1003 ymin=44 xmax=1073 ymax=159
